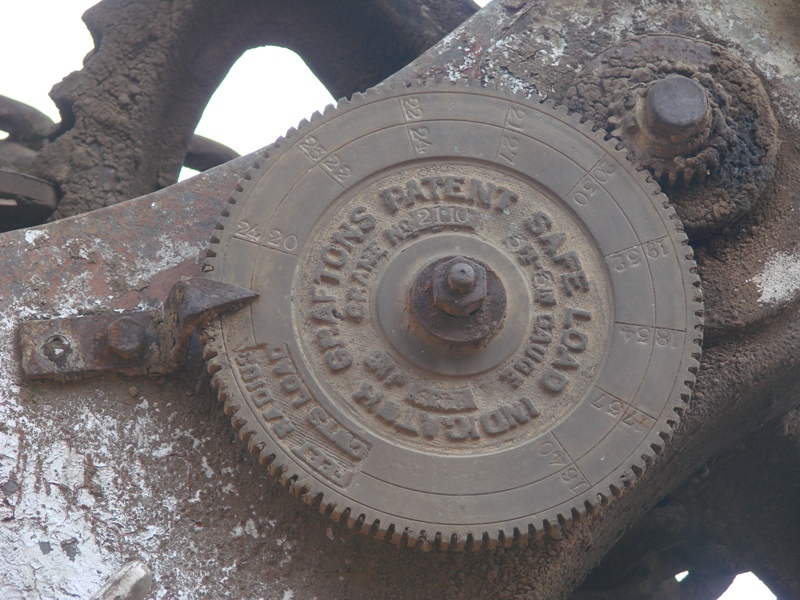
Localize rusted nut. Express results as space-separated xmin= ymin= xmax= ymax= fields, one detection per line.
xmin=410 ymin=255 xmax=507 ymax=344
xmin=105 ymin=317 xmax=146 ymax=360
xmin=641 ymin=75 xmax=711 ymax=157
xmin=433 ymin=257 xmax=487 ymax=317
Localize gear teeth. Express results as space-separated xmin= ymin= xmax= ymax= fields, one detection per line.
xmin=566 ymin=82 xmax=706 ymax=513
xmin=206 ymin=361 xmax=221 ymax=375
xmin=496 ymin=529 xmax=511 ymax=549
xmin=238 ymin=426 xmax=256 ymax=443
xmin=554 ymin=103 xmax=570 ymax=116
xmin=667 ymin=169 xmax=679 ymax=187
xmin=542 ymin=518 xmax=562 ymax=541
xmin=331 ymin=506 xmax=351 ymax=525
xmin=363 ymin=518 xmax=380 ymax=538
xmin=446 ymin=533 xmax=464 ymax=552
xmin=289 ymin=475 xmax=311 ymax=498
xmin=376 ymin=522 xmax=395 ymax=543
xmin=201 ymin=79 xmax=703 ymax=553
xmin=304 ymin=491 xmax=324 ymax=508
xmin=570 ymin=506 xmax=585 ymax=523
xmin=319 ymin=501 xmax=336 ymax=519
xmin=350 ymin=512 xmax=366 ymax=531
xmin=400 ymin=528 xmax=417 ymax=549
xmin=368 ymin=519 xmax=387 ymax=540
xmin=603 ymin=87 xmax=727 ymax=190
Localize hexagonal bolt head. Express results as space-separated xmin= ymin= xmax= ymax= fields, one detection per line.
xmin=643 ymin=75 xmax=711 ymax=143
xmin=105 ymin=317 xmax=146 ymax=360
xmin=433 ymin=257 xmax=487 ymax=317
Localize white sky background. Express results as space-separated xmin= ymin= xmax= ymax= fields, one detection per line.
xmin=0 ymin=3 xmax=779 ymax=600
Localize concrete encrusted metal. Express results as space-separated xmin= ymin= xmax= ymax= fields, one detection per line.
xmin=752 ymin=252 xmax=800 ymax=306
xmin=0 ymin=0 xmax=799 ymax=598
xmin=30 ymin=0 xmax=478 ymax=221
xmin=566 ymin=34 xmax=779 ymax=240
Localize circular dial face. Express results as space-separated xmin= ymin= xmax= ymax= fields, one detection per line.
xmin=204 ymin=83 xmax=702 ymax=550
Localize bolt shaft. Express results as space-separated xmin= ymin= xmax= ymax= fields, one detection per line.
xmin=643 ymin=75 xmax=710 ymax=143
xmin=447 ymin=263 xmax=476 ymax=294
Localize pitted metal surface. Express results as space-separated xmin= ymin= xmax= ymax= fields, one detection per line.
xmin=203 ymin=81 xmax=703 ymax=549
xmin=1 ymin=0 xmax=799 ymax=595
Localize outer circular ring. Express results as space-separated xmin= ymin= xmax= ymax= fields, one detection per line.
xmin=203 ymin=81 xmax=703 ymax=550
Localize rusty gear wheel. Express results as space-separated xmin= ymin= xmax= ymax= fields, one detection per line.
xmin=567 ymin=34 xmax=779 ymax=240
xmin=606 ymin=74 xmax=730 ymax=188
xmin=202 ymin=81 xmax=703 ymax=550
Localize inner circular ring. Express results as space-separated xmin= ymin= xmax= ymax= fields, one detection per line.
xmin=374 ymin=234 xmax=533 ymax=377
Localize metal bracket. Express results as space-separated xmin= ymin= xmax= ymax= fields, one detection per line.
xmin=19 ymin=277 xmax=257 ymax=380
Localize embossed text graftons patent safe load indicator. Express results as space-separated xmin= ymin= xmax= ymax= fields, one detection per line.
xmin=203 ymin=82 xmax=702 ymax=550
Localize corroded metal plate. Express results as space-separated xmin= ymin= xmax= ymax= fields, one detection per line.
xmin=203 ymin=82 xmax=702 ymax=550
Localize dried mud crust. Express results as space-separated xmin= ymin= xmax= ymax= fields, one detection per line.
xmin=566 ymin=34 xmax=779 ymax=241
xmin=201 ymin=81 xmax=703 ymax=550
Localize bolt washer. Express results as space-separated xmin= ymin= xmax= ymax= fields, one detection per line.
xmin=203 ymin=81 xmax=703 ymax=550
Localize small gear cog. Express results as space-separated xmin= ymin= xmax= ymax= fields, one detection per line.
xmin=606 ymin=73 xmax=734 ymax=188
xmin=566 ymin=34 xmax=779 ymax=240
